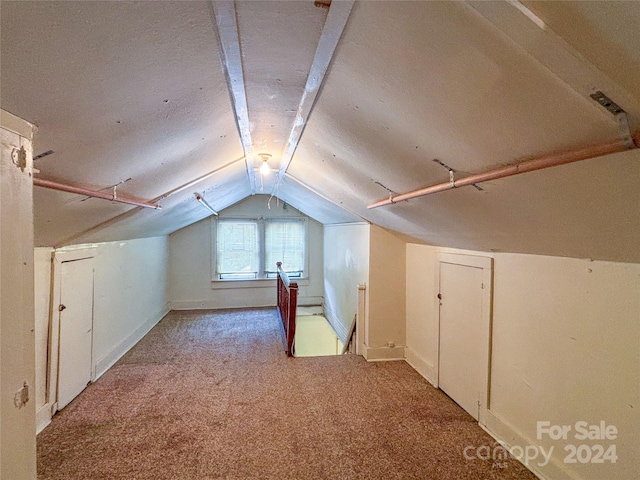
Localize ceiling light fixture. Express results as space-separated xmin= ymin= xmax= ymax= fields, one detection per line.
xmin=259 ymin=153 xmax=272 ymax=176
xmin=260 ymin=159 xmax=270 ymax=176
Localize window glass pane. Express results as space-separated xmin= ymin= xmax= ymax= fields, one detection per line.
xmin=265 ymin=220 xmax=305 ymax=275
xmin=216 ymin=221 xmax=259 ymax=278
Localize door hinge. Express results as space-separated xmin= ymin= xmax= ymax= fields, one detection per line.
xmin=11 ymin=146 xmax=27 ymax=172
xmin=13 ymin=382 xmax=29 ymax=409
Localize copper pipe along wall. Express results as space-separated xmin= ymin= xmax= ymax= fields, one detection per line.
xmin=368 ymin=132 xmax=640 ymax=209
xmin=33 ymin=177 xmax=161 ymax=209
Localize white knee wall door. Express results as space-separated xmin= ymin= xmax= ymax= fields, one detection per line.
xmin=56 ymin=257 xmax=94 ymax=410
xmin=436 ymin=253 xmax=493 ymax=424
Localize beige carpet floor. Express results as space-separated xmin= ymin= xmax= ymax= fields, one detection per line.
xmin=38 ymin=308 xmax=536 ymax=480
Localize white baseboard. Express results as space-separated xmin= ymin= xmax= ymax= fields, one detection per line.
xmin=94 ymin=306 xmax=169 ymax=380
xmin=296 ymin=305 xmax=324 ymax=316
xmin=363 ymin=345 xmax=406 ymax=361
xmin=405 ymin=347 xmax=437 ymax=386
xmin=323 ymin=304 xmax=349 ymax=344
xmin=170 ymin=300 xmax=274 ymax=310
xmin=36 ymin=403 xmax=51 ymax=434
xmin=170 ymin=296 xmax=323 ymax=311
xmin=482 ymin=410 xmax=581 ymax=480
xmin=298 ymin=296 xmax=324 ymax=307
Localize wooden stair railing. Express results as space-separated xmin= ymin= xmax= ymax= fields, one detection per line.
xmin=276 ymin=262 xmax=298 ymax=356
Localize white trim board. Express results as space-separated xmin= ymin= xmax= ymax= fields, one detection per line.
xmin=36 ymin=404 xmax=51 ymax=435
xmin=481 ymin=410 xmax=578 ymax=480
xmin=323 ymin=304 xmax=349 ymax=344
xmin=171 ymin=296 xmax=323 ymax=311
xmin=169 ymin=301 xmax=275 ymax=310
xmin=1 ymin=108 xmax=34 ymax=138
xmin=363 ymin=345 xmax=406 ymax=362
xmin=405 ymin=347 xmax=437 ymax=387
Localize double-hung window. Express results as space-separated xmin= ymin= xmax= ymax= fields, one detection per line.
xmin=264 ymin=220 xmax=305 ymax=278
xmin=215 ymin=218 xmax=306 ymax=280
xmin=216 ymin=221 xmax=260 ymax=280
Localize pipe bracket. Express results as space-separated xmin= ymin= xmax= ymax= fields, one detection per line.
xmin=616 ymin=112 xmax=636 ymax=149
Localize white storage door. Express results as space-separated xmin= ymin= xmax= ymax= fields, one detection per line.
xmin=438 ymin=262 xmax=484 ymax=420
xmin=57 ymin=258 xmax=94 ymax=410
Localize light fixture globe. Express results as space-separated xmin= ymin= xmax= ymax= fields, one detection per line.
xmin=260 ymin=159 xmax=270 ymax=175
xmin=258 ymin=153 xmax=272 ymax=176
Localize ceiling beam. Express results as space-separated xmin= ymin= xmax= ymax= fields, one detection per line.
xmin=210 ymin=1 xmax=256 ymax=193
xmin=284 ymin=172 xmax=363 ymax=221
xmin=273 ymin=0 xmax=354 ymax=188
xmin=464 ymin=1 xmax=639 ymax=129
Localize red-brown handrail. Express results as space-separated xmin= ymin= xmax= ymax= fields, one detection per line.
xmin=276 ymin=262 xmax=298 ymax=356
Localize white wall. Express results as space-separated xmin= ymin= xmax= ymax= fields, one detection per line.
xmin=365 ymin=225 xmax=406 ymax=360
xmin=36 ymin=236 xmax=169 ymax=431
xmin=323 ymin=223 xmax=370 ymax=343
xmin=405 ymin=244 xmax=438 ymax=379
xmin=405 ymin=244 xmax=640 ymax=480
xmin=91 ymin=237 xmax=170 ymax=377
xmin=169 ymin=195 xmax=324 ymax=309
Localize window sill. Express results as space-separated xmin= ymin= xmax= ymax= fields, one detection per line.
xmin=210 ymin=278 xmax=309 ymax=290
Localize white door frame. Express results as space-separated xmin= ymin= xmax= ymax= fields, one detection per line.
xmin=1 ymin=109 xmax=37 ymax=479
xmin=435 ymin=253 xmax=493 ymax=426
xmin=48 ymin=248 xmax=96 ymax=414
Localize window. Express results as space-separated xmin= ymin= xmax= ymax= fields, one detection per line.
xmin=216 ymin=221 xmax=259 ymax=279
xmin=215 ymin=218 xmax=306 ymax=280
xmin=265 ymin=220 xmax=305 ymax=278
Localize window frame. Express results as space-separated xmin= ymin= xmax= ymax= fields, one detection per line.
xmin=264 ymin=218 xmax=306 ymax=279
xmin=215 ymin=219 xmax=260 ymax=280
xmin=211 ymin=216 xmax=309 ymax=285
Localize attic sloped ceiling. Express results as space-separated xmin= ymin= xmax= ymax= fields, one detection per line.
xmin=1 ymin=1 xmax=639 ymax=262
xmin=290 ymin=1 xmax=640 ymax=262
xmin=1 ymin=1 xmax=246 ymax=246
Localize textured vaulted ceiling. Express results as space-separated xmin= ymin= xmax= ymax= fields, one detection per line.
xmin=1 ymin=1 xmax=638 ymax=262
